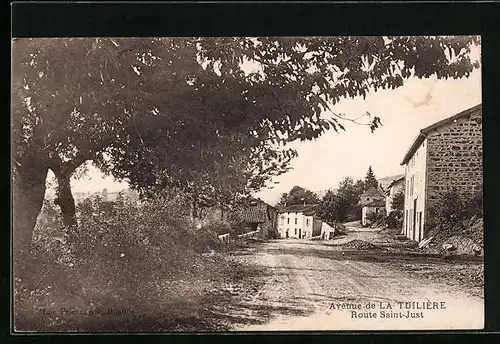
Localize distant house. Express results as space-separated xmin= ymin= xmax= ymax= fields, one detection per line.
xmin=359 ymin=187 xmax=385 ymax=226
xmin=384 ymin=175 xmax=405 ymax=214
xmin=237 ymin=199 xmax=278 ymax=239
xmin=320 ymin=222 xmax=336 ymax=241
xmin=277 ymin=204 xmax=323 ymax=239
xmin=378 ymin=174 xmax=405 ymax=193
xmin=400 ymin=104 xmax=482 ymax=242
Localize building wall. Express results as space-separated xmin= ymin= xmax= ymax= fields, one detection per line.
xmin=260 ymin=206 xmax=278 ymax=239
xmin=361 ymin=206 xmax=384 ymax=226
xmin=403 ymin=137 xmax=427 ymax=242
xmin=361 ymin=194 xmax=383 ymax=205
xmin=277 ymin=212 xmax=314 ymax=239
xmin=424 ymin=109 xmax=483 ymax=229
xmin=385 ymin=180 xmax=404 ymax=214
xmin=320 ymin=222 xmax=336 ymax=240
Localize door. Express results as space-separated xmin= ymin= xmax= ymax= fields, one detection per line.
xmin=413 ymin=198 xmax=417 ymax=241
xmin=418 ymin=211 xmax=423 ymax=242
xmin=298 ymin=229 xmax=302 ymax=239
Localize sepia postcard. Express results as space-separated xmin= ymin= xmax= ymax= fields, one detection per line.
xmin=11 ymin=36 xmax=483 ymax=332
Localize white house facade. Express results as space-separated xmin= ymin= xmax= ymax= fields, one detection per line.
xmin=277 ymin=204 xmax=318 ymax=239
xmin=384 ymin=175 xmax=405 ymax=214
xmin=359 ymin=187 xmax=385 ymax=226
xmin=402 ymin=136 xmax=428 ymax=243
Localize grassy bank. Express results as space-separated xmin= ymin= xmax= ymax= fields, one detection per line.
xmin=15 ymin=196 xmax=265 ymax=332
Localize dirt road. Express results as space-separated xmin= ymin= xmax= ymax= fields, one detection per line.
xmin=220 ymin=236 xmax=484 ymax=331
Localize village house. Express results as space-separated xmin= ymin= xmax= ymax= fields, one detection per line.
xmin=320 ymin=222 xmax=336 ymax=241
xmin=277 ymin=204 xmax=323 ymax=239
xmin=237 ymin=198 xmax=278 ymax=239
xmin=400 ymin=104 xmax=482 ymax=243
xmin=384 ymin=175 xmax=405 ymax=215
xmin=359 ymin=187 xmax=386 ymax=226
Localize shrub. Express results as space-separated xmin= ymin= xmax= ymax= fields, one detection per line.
xmin=391 ymin=191 xmax=405 ymax=212
xmin=17 ymin=191 xmax=233 ymax=331
xmin=432 ymin=187 xmax=483 ymax=229
xmin=386 ymin=210 xmax=403 ymax=229
xmin=202 ymin=221 xmax=232 ymax=236
xmin=365 ymin=212 xmax=377 ymax=224
xmin=466 ymin=189 xmax=483 ymax=218
xmin=376 ymin=209 xmax=386 ymax=223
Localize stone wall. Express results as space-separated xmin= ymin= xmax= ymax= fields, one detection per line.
xmin=425 ymin=107 xmax=483 ymax=227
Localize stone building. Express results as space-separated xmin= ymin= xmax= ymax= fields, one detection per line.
xmin=358 ymin=187 xmax=386 ymax=226
xmin=400 ymin=104 xmax=482 ymax=242
xmin=236 ymin=198 xmax=278 ymax=239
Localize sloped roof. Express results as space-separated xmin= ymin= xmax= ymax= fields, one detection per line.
xmin=361 ymin=187 xmax=384 ymax=198
xmin=401 ymin=104 xmax=482 ymax=165
xmin=238 ymin=199 xmax=273 ymax=223
xmin=378 ymin=174 xmax=405 ymax=191
xmin=363 ymin=199 xmax=385 ymax=208
xmin=383 ymin=175 xmax=405 ymax=196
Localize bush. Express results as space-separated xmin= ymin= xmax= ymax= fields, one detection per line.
xmin=365 ymin=212 xmax=377 ymax=224
xmin=17 ymin=192 xmax=226 ymax=330
xmin=376 ymin=209 xmax=386 ymax=223
xmin=386 ymin=210 xmax=403 ymax=229
xmin=432 ymin=187 xmax=483 ymax=229
xmin=202 ymin=221 xmax=232 ymax=236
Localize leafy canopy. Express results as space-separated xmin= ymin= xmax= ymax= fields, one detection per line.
xmin=13 ymin=36 xmax=481 ymax=201
xmin=279 ymin=186 xmax=320 ymax=206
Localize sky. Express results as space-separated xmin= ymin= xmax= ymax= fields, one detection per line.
xmin=48 ymin=44 xmax=482 ymax=205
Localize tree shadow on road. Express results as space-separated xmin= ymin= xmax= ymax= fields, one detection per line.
xmin=262 ymin=247 xmax=483 ymax=266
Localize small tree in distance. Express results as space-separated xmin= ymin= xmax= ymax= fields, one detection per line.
xmin=317 ymin=191 xmax=350 ymax=228
xmin=364 ymin=166 xmax=379 ymax=190
xmin=391 ymin=191 xmax=405 ymax=212
xmin=281 ymin=186 xmax=320 ymax=206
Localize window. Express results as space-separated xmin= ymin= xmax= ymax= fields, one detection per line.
xmin=295 ymin=218 xmax=297 ymax=225
xmin=306 ymin=219 xmax=309 ymax=226
xmin=295 ymin=228 xmax=297 ymax=235
xmin=287 ymin=217 xmax=290 ymax=224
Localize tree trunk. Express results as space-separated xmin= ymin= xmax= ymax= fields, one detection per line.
xmin=54 ymin=171 xmax=77 ymax=231
xmin=12 ymin=161 xmax=48 ymax=276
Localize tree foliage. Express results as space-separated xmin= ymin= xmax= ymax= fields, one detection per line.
xmin=318 ymin=190 xmax=350 ymax=225
xmin=364 ymin=166 xmax=379 ymax=190
xmin=12 ymin=36 xmax=481 ymax=265
xmin=391 ymin=191 xmax=405 ymax=212
xmin=280 ymin=186 xmax=320 ymax=206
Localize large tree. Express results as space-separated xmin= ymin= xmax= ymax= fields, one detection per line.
xmin=317 ymin=191 xmax=350 ymax=226
xmin=364 ymin=166 xmax=379 ymax=190
xmin=281 ymin=186 xmax=320 ymax=206
xmin=12 ymin=36 xmax=480 ymax=267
